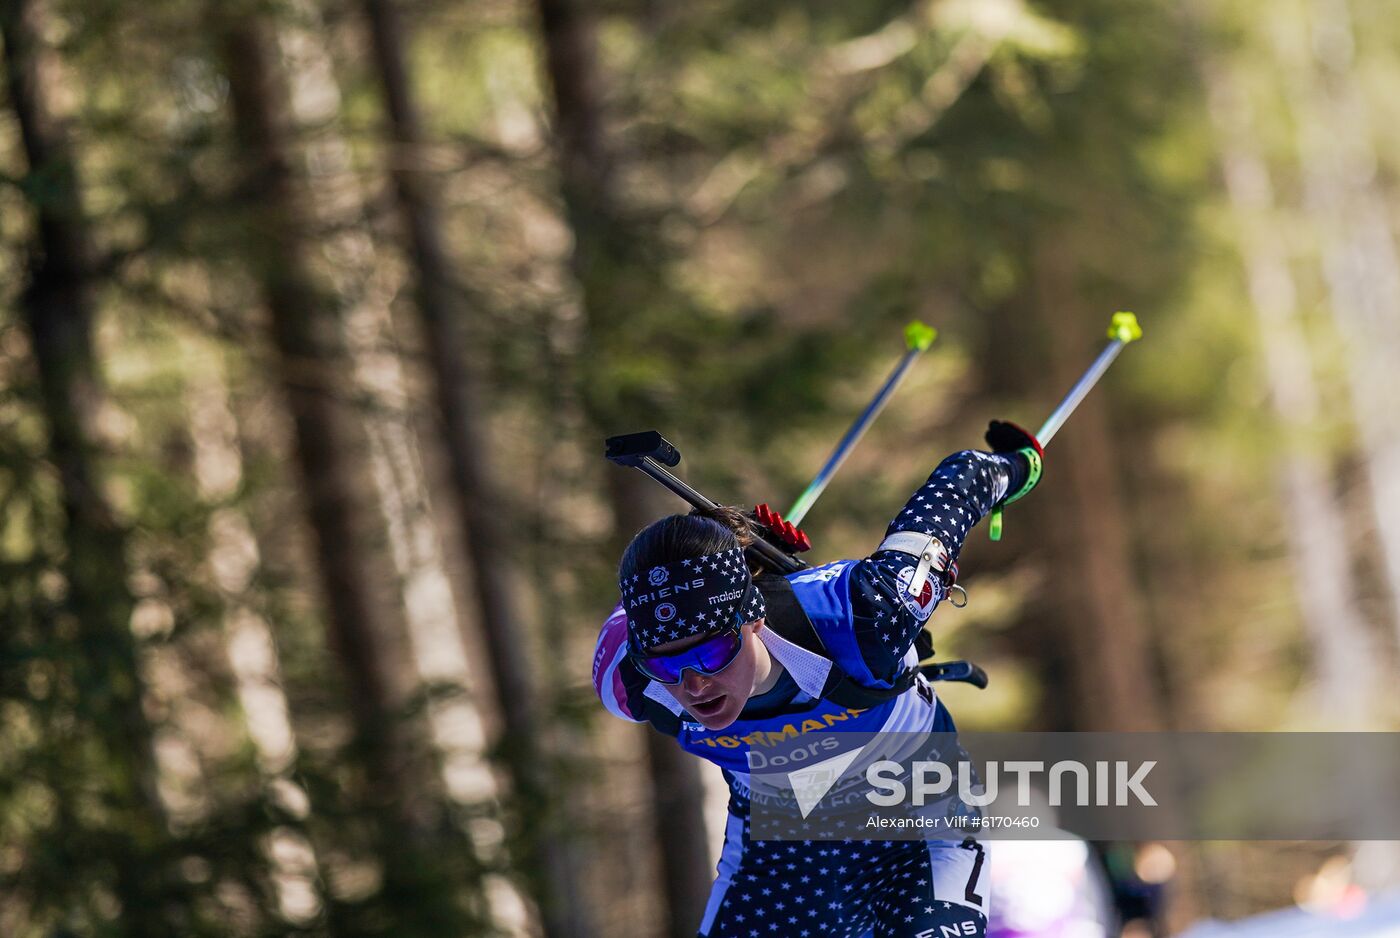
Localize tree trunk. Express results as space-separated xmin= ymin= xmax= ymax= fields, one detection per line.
xmin=221 ymin=10 xmax=395 ymax=820
xmin=1279 ymin=0 xmax=1400 ymax=646
xmin=216 ymin=15 xmax=466 ymax=930
xmin=1269 ymin=0 xmax=1400 ymax=889
xmin=359 ymin=0 xmax=591 ymax=933
xmin=1 ymin=2 xmax=174 ymax=934
xmin=532 ymin=3 xmax=715 ymax=932
xmin=275 ymin=0 xmax=506 ymax=850
xmin=359 ymin=0 xmax=537 ymax=794
xmin=1205 ymin=65 xmax=1377 ymax=723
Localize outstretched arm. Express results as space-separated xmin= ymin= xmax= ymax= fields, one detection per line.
xmin=848 ymin=448 xmax=1032 ymax=682
xmin=884 ymin=448 xmax=1029 ymax=559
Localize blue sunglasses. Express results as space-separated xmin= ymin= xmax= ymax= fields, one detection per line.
xmin=630 ymin=625 xmax=747 ymax=684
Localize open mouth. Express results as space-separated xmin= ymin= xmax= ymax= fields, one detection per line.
xmin=690 ymin=695 xmax=727 ymax=718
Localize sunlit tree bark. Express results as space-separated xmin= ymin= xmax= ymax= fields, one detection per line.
xmin=359 ymin=0 xmax=590 ymax=932
xmin=1205 ymin=65 xmax=1378 ymax=723
xmin=217 ymin=13 xmax=470 ymax=931
xmin=1277 ymin=0 xmax=1400 ymax=645
xmin=185 ymin=342 xmax=328 ymax=925
xmin=274 ymin=0 xmax=505 ymax=839
xmin=1269 ymin=0 xmax=1400 ymax=887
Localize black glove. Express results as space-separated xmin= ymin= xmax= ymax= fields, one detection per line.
xmin=985 ymin=419 xmax=1042 ymax=456
xmin=984 ymin=420 xmax=1043 ymax=504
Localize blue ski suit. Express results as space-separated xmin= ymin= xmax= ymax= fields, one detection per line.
xmin=594 ymin=450 xmax=1029 ymax=938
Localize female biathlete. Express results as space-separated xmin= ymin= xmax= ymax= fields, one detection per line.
xmin=592 ymin=422 xmax=1042 ymax=937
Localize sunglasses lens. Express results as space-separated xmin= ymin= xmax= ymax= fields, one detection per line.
xmin=634 ymin=629 xmax=744 ymax=684
xmin=636 ymin=656 xmax=683 ymax=684
xmin=691 ymin=631 xmax=743 ymax=673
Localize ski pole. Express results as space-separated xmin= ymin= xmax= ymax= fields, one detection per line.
xmin=989 ymin=311 xmax=1142 ymax=541
xmin=1036 ymin=311 xmax=1142 ymax=446
xmin=786 ymin=321 xmax=937 ymax=526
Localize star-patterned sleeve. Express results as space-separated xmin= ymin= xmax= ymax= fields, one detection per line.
xmin=847 ymin=449 xmax=1028 ymax=683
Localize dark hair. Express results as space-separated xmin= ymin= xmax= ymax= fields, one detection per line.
xmin=618 ymin=506 xmax=762 ymax=583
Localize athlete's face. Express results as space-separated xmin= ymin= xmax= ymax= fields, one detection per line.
xmin=651 ymin=620 xmax=768 ymax=731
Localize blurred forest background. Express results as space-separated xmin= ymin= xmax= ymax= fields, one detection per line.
xmin=2 ymin=0 xmax=1399 ymax=935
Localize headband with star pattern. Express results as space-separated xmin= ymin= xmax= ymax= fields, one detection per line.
xmin=620 ymin=547 xmax=767 ymax=651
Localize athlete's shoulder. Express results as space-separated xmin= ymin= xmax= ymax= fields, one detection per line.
xmin=783 ymin=559 xmax=858 ymax=619
xmin=782 ymin=554 xmax=943 ymax=687
xmin=593 ymin=603 xmax=645 ymax=723
xmin=779 ymin=558 xmax=885 ymax=683
xmin=783 ymin=556 xmax=937 ymax=622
